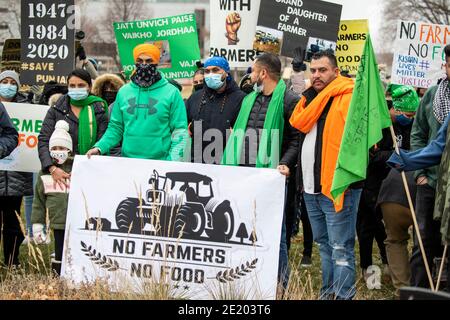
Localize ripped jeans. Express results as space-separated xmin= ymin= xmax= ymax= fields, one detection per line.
xmin=303 ymin=189 xmax=362 ymax=300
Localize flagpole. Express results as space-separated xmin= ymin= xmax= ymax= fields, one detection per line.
xmin=435 ymin=244 xmax=448 ymax=292
xmin=389 ymin=125 xmax=435 ymax=291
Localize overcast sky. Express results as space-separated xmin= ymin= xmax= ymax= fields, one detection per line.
xmin=327 ymin=0 xmax=382 ymax=51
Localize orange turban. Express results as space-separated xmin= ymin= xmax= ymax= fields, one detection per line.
xmin=133 ymin=44 xmax=161 ymax=64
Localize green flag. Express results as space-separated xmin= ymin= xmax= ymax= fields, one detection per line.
xmin=331 ymin=34 xmax=392 ymax=202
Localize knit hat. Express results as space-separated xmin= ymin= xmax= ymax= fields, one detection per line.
xmin=204 ymin=56 xmax=231 ymax=73
xmin=392 ymin=85 xmax=420 ymax=112
xmin=49 ymin=120 xmax=72 ymax=152
xmin=133 ymin=44 xmax=161 ymax=64
xmin=0 ymin=70 xmax=20 ymax=87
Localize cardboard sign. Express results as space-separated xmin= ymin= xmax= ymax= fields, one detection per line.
xmin=254 ymin=0 xmax=342 ymax=58
xmin=1 ymin=39 xmax=21 ymax=73
xmin=391 ymin=20 xmax=449 ymax=88
xmin=114 ymin=14 xmax=201 ymax=80
xmin=20 ymin=0 xmax=76 ymax=85
xmin=0 ymin=102 xmax=49 ymax=173
xmin=209 ymin=0 xmax=262 ymax=68
xmin=335 ymin=20 xmax=369 ymax=76
xmin=62 ymin=156 xmax=285 ymax=300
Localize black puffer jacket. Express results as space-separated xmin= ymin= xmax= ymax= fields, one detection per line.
xmin=243 ymin=89 xmax=300 ymax=168
xmin=0 ymin=92 xmax=33 ymax=196
xmin=0 ymin=102 xmax=18 ymax=159
xmin=38 ymin=94 xmax=109 ymax=172
xmin=186 ymin=80 xmax=245 ymax=163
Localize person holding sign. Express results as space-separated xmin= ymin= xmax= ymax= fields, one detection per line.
xmin=0 ymin=70 xmax=33 ymax=267
xmin=38 ymin=69 xmax=109 ymax=189
xmin=289 ymin=51 xmax=361 ymax=300
xmin=32 ymin=120 xmax=74 ymax=276
xmin=186 ymin=56 xmax=245 ymax=164
xmin=86 ymin=44 xmax=189 ymax=161
xmin=221 ymin=53 xmax=300 ymax=289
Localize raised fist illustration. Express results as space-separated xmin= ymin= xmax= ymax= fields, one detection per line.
xmin=225 ymin=12 xmax=241 ymax=45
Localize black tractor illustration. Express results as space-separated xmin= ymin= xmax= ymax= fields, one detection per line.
xmin=115 ymin=170 xmax=235 ymax=242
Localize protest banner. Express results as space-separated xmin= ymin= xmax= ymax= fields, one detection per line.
xmin=391 ymin=20 xmax=449 ymax=88
xmin=335 ymin=20 xmax=368 ymax=76
xmin=0 ymin=102 xmax=49 ymax=173
xmin=114 ymin=14 xmax=201 ymax=80
xmin=253 ymin=0 xmax=342 ymax=58
xmin=62 ymin=156 xmax=285 ymax=299
xmin=1 ymin=39 xmax=21 ymax=74
xmin=20 ymin=0 xmax=76 ymax=86
xmin=209 ymin=0 xmax=261 ymax=68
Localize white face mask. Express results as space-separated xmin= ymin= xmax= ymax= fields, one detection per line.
xmin=253 ymin=78 xmax=264 ymax=93
xmin=50 ymin=150 xmax=69 ymax=165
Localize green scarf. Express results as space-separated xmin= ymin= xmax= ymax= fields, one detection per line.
xmin=70 ymin=95 xmax=108 ymax=155
xmin=221 ymin=79 xmax=286 ymax=168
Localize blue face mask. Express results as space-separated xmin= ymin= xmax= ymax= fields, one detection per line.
xmin=68 ymin=88 xmax=89 ymax=101
xmin=204 ymin=73 xmax=225 ymax=90
xmin=0 ymin=84 xmax=18 ymax=99
xmin=395 ymin=114 xmax=413 ymax=126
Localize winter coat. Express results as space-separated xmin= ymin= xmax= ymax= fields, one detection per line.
xmin=31 ymin=158 xmax=73 ymax=230
xmin=243 ymin=89 xmax=300 ymax=168
xmin=185 ymin=80 xmax=245 ymax=163
xmin=0 ymin=92 xmax=33 ymax=196
xmin=38 ymin=94 xmax=109 ymax=172
xmin=95 ymin=76 xmax=189 ymax=161
xmin=410 ymin=85 xmax=441 ymax=188
xmin=91 ymin=73 xmax=125 ymax=98
xmin=0 ymin=102 xmax=18 ymax=159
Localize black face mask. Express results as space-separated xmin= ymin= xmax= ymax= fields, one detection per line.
xmin=241 ymin=83 xmax=254 ymax=94
xmin=132 ymin=63 xmax=161 ymax=88
xmin=193 ymin=83 xmax=204 ymax=92
xmin=103 ymin=91 xmax=118 ymax=105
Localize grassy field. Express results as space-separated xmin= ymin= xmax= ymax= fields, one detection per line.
xmin=0 ymin=228 xmax=397 ymax=300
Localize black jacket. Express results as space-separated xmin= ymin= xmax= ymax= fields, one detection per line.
xmin=243 ymin=89 xmax=300 ymax=168
xmin=186 ymin=80 xmax=245 ymax=163
xmin=0 ymin=93 xmax=33 ymax=196
xmin=38 ymin=94 xmax=109 ymax=172
xmin=0 ymin=102 xmax=18 ymax=159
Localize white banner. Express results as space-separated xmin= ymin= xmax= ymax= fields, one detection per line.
xmin=0 ymin=102 xmax=49 ymax=172
xmin=62 ymin=156 xmax=285 ymax=300
xmin=391 ymin=20 xmax=448 ymax=88
xmin=209 ymin=0 xmax=261 ymax=68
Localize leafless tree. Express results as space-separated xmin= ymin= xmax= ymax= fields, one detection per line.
xmin=381 ymin=0 xmax=450 ymax=52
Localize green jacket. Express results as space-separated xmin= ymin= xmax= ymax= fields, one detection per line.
xmin=94 ymin=76 xmax=189 ymax=161
xmin=410 ymin=85 xmax=441 ymax=189
xmin=434 ymin=123 xmax=450 ymax=244
xmin=31 ymin=159 xmax=73 ymax=230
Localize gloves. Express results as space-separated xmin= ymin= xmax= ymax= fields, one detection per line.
xmin=32 ymin=223 xmax=50 ymax=244
xmin=292 ymin=46 xmax=307 ymax=72
xmin=30 ymin=85 xmax=43 ymax=104
xmin=76 ymin=45 xmax=87 ymax=61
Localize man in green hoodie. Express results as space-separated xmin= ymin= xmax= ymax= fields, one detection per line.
xmin=87 ymin=44 xmax=189 ymax=161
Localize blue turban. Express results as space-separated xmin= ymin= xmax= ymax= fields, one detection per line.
xmin=204 ymin=56 xmax=231 ymax=73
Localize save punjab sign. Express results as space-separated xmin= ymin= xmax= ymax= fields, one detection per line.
xmin=335 ymin=20 xmax=369 ymax=76
xmin=209 ymin=0 xmax=262 ymax=68
xmin=62 ymin=156 xmax=286 ymax=300
xmin=114 ymin=14 xmax=201 ymax=80
xmin=0 ymin=102 xmax=49 ymax=173
xmin=391 ymin=20 xmax=449 ymax=88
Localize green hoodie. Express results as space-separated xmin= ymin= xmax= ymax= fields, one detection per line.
xmin=95 ymin=76 xmax=189 ymax=161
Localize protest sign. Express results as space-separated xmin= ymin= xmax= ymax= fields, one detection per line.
xmin=335 ymin=20 xmax=369 ymax=76
xmin=114 ymin=14 xmax=201 ymax=80
xmin=254 ymin=0 xmax=342 ymax=58
xmin=20 ymin=0 xmax=76 ymax=86
xmin=209 ymin=0 xmax=261 ymax=68
xmin=391 ymin=20 xmax=449 ymax=88
xmin=1 ymin=39 xmax=21 ymax=74
xmin=62 ymin=156 xmax=285 ymax=299
xmin=0 ymin=102 xmax=49 ymax=173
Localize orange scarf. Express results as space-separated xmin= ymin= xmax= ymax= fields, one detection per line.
xmin=290 ymin=76 xmax=354 ymax=212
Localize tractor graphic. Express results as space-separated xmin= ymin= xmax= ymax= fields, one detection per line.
xmin=115 ymin=170 xmax=235 ymax=242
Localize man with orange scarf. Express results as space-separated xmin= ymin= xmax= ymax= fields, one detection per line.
xmin=290 ymin=51 xmax=362 ymax=300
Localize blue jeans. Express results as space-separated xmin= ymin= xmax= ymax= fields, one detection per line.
xmin=278 ymin=211 xmax=289 ymax=289
xmin=303 ymin=189 xmax=362 ymax=300
xmin=24 ymin=173 xmax=37 ymax=236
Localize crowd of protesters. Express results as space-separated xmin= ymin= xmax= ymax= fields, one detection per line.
xmin=0 ymin=40 xmax=450 ymax=300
